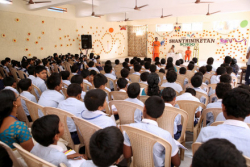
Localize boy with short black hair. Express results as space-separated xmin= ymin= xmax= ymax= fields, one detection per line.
xmin=1 ymin=60 xmax=11 ymax=76
xmin=81 ymin=69 xmax=93 ymax=87
xmin=179 ymin=67 xmax=186 ymax=75
xmin=187 ymin=63 xmax=194 ymax=71
xmin=27 ymin=66 xmax=36 ymax=83
xmin=58 ymin=83 xmax=86 ymax=144
xmin=220 ymin=74 xmax=232 ymax=84
xmin=81 ymin=127 xmax=124 ymax=167
xmin=33 ymin=66 xmax=47 ymax=97
xmin=192 ymin=139 xmax=247 ymax=167
xmin=71 ymin=64 xmax=79 ymax=75
xmin=71 ymin=75 xmax=86 ymax=100
xmin=115 ymin=59 xmax=120 ymax=66
xmin=121 ymin=68 xmax=130 ymax=82
xmin=150 ymin=64 xmax=157 ymax=73
xmin=18 ymin=79 xmax=37 ymax=122
xmin=206 ymin=65 xmax=212 ymax=73
xmin=161 ymin=58 xmax=166 ymax=67
xmin=210 ymin=67 xmax=226 ymax=84
xmin=38 ymin=73 xmax=64 ymax=117
xmin=123 ymin=96 xmax=180 ymax=167
xmin=82 ymin=89 xmax=116 ymax=128
xmin=161 ymin=70 xmax=183 ymax=93
xmin=191 ymin=75 xmax=207 ymax=105
xmin=196 ymin=88 xmax=250 ymax=157
xmin=117 ymin=78 xmax=128 ymax=92
xmin=31 ymin=115 xmax=84 ymax=166
xmin=124 ymin=83 xmax=144 ymax=123
xmin=144 ymin=62 xmax=151 ymax=73
xmin=88 ymin=61 xmax=100 ymax=73
xmin=175 ymin=60 xmax=181 ymax=67
xmin=199 ymin=66 xmax=207 ymax=75
xmin=133 ymin=64 xmax=142 ymax=75
xmin=140 ymin=72 xmax=149 ymax=85
xmin=60 ymin=71 xmax=71 ymax=86
xmin=3 ymin=77 xmax=19 ymax=95
xmin=104 ymin=64 xmax=116 ymax=91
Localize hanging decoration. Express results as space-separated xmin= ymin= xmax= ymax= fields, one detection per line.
xmin=240 ymin=20 xmax=248 ymax=28
xmin=109 ymin=28 xmax=114 ymax=33
xmin=2 ymin=34 xmax=5 ymax=38
xmin=174 ymin=26 xmax=181 ymax=32
xmin=119 ymin=25 xmax=127 ymax=30
xmin=220 ymin=38 xmax=247 ymax=45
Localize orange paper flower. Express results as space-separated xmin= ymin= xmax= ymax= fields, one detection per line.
xmin=59 ymin=28 xmax=61 ymax=31
xmin=41 ymin=47 xmax=43 ymax=50
xmin=26 ymin=38 xmax=29 ymax=41
xmin=42 ymin=31 xmax=45 ymax=35
xmin=15 ymin=18 xmax=19 ymax=22
xmin=38 ymin=36 xmax=41 ymax=39
xmin=13 ymin=39 xmax=17 ymax=42
xmin=60 ymin=44 xmax=63 ymax=47
xmin=35 ymin=41 xmax=38 ymax=44
xmin=42 ymin=20 xmax=45 ymax=24
xmin=28 ymin=54 xmax=31 ymax=57
xmin=55 ymin=45 xmax=57 ymax=48
xmin=2 ymin=34 xmax=5 ymax=37
xmin=28 ymin=33 xmax=31 ymax=36
xmin=25 ymin=48 xmax=28 ymax=51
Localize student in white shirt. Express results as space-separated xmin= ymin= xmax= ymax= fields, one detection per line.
xmin=161 ymin=58 xmax=166 ymax=67
xmin=31 ymin=115 xmax=84 ymax=167
xmin=33 ymin=66 xmax=47 ymax=98
xmin=81 ymin=127 xmax=123 ymax=167
xmin=71 ymin=75 xmax=86 ymax=100
xmin=60 ymin=71 xmax=71 ymax=87
xmin=155 ymin=62 xmax=161 ymax=70
xmin=175 ymin=60 xmax=181 ymax=68
xmin=43 ymin=60 xmax=51 ymax=76
xmin=117 ymin=78 xmax=128 ymax=92
xmin=124 ymin=83 xmax=144 ymax=123
xmin=18 ymin=79 xmax=37 ymax=122
xmin=133 ymin=64 xmax=141 ymax=76
xmin=144 ymin=61 xmax=151 ymax=73
xmin=3 ymin=77 xmax=19 ymax=95
xmin=21 ymin=61 xmax=29 ymax=76
xmin=71 ymin=64 xmax=79 ymax=75
xmin=81 ymin=69 xmax=93 ymax=90
xmin=58 ymin=84 xmax=87 ymax=144
xmin=57 ymin=60 xmax=64 ymax=71
xmin=206 ymin=83 xmax=232 ymax=126
xmin=81 ymin=89 xmax=116 ymax=128
xmin=191 ymin=74 xmax=208 ymax=105
xmin=104 ymin=64 xmax=116 ymax=91
xmin=93 ymin=74 xmax=110 ymax=104
xmin=123 ymin=96 xmax=180 ymax=167
xmin=192 ymin=138 xmax=247 ymax=167
xmin=210 ymin=67 xmax=227 ymax=84
xmin=245 ymin=46 xmax=250 ymax=85
xmin=176 ymin=88 xmax=202 ymax=125
xmin=161 ymin=70 xmax=183 ymax=93
xmin=38 ymin=73 xmax=64 ymax=117
xmin=27 ymin=66 xmax=36 ymax=83
xmin=207 ymin=57 xmax=216 ymax=72
xmin=88 ymin=61 xmax=100 ymax=73
xmin=161 ymin=87 xmax=182 ymax=140
xmin=196 ymin=88 xmax=250 ymax=157
xmin=1 ymin=60 xmax=10 ymax=75
xmin=179 ymin=67 xmax=189 ymax=86
xmin=121 ymin=68 xmax=130 ymax=83
xmin=187 ymin=63 xmax=195 ymax=72
xmin=140 ymin=72 xmax=149 ymax=85
xmin=205 ymin=64 xmax=213 ymax=75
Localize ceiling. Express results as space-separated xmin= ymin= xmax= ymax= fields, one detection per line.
xmin=27 ymin=0 xmax=250 ymax=21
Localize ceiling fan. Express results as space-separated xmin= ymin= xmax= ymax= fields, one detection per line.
xmin=118 ymin=13 xmax=132 ymax=22
xmin=160 ymin=8 xmax=172 ymax=18
xmin=25 ymin=0 xmax=51 ymax=4
xmin=90 ymin=0 xmax=103 ymax=17
xmin=206 ymin=4 xmax=221 ymax=15
xmin=194 ymin=0 xmax=213 ymax=4
xmin=175 ymin=17 xmax=182 ymax=25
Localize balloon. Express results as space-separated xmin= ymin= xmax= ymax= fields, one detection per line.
xmin=240 ymin=20 xmax=248 ymax=28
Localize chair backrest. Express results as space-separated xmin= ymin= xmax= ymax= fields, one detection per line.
xmin=139 ymin=95 xmax=150 ymax=103
xmin=184 ymin=82 xmax=194 ymax=90
xmin=177 ymin=74 xmax=189 ymax=88
xmin=203 ymin=74 xmax=212 ymax=84
xmin=18 ymin=96 xmax=31 ymax=127
xmin=129 ymin=74 xmax=140 ymax=83
xmin=53 ymin=64 xmax=59 ymax=73
xmin=110 ymin=91 xmax=128 ymax=100
xmin=107 ymin=78 xmax=118 ymax=91
xmin=210 ymin=121 xmax=250 ymax=128
xmin=23 ymin=98 xmax=45 ymax=122
xmin=44 ymin=107 xmax=75 ymax=150
xmin=62 ymin=88 xmax=67 ymax=99
xmin=71 ymin=116 xmax=101 ymax=159
xmin=200 ymin=84 xmax=209 ymax=94
xmin=208 ymin=83 xmax=217 ymax=90
xmin=83 ymin=82 xmax=94 ymax=91
xmin=186 ymin=70 xmax=195 ymax=80
xmin=109 ymin=100 xmax=144 ymax=125
xmin=245 ymin=155 xmax=250 ymax=167
xmin=195 ymin=91 xmax=209 ymax=106
xmin=0 ymin=141 xmax=23 ymax=167
xmin=209 ymin=93 xmax=218 ymax=103
xmin=13 ymin=143 xmax=57 ymax=167
xmin=31 ymin=84 xmax=42 ymax=101
xmin=200 ymin=108 xmax=222 ymax=127
xmin=18 ymin=70 xmax=28 ymax=79
xmin=115 ymin=70 xmax=122 ymax=78
xmin=10 ymin=68 xmax=20 ymax=83
xmin=0 ymin=67 xmax=6 ymax=77
xmin=139 ymin=82 xmax=148 ymax=89
xmin=121 ymin=125 xmax=172 ymax=167
xmin=157 ymin=106 xmax=188 ymax=140
xmin=103 ymin=88 xmax=111 ymax=101
xmin=192 ymin=142 xmax=202 ymax=155
xmin=176 ymin=100 xmax=205 ymax=132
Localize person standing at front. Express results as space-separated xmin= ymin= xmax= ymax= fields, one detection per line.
xmin=152 ymin=37 xmax=161 ymax=61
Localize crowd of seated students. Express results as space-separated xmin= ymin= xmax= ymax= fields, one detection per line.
xmin=0 ymin=53 xmax=249 ymax=167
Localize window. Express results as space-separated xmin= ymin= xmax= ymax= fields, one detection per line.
xmin=48 ymin=7 xmax=67 ymax=13
xmin=0 ymin=0 xmax=12 ymax=4
xmin=182 ymin=22 xmax=203 ymax=31
xmin=156 ymin=24 xmax=174 ymax=32
xmin=213 ymin=20 xmax=240 ymax=31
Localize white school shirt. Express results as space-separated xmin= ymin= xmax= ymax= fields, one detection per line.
xmin=156 ymin=66 xmax=161 ymax=70
xmin=139 ymin=81 xmax=148 ymax=85
xmin=28 ymin=75 xmax=36 ymax=83
xmin=31 ymin=143 xmax=71 ymax=167
xmin=33 ymin=77 xmax=47 ymax=98
xmin=3 ymin=66 xmax=10 ymax=73
xmin=196 ymin=120 xmax=250 ymax=157
xmin=4 ymin=86 xmax=19 ymax=95
xmin=161 ymin=82 xmax=183 ymax=93
xmin=20 ymin=91 xmax=37 ymax=116
xmin=59 ymin=65 xmax=64 ymax=71
xmin=83 ymin=79 xmax=92 ymax=91
xmin=105 ymin=73 xmax=116 ymax=90
xmin=89 ymin=67 xmax=100 ymax=73
xmin=81 ymin=110 xmax=116 ymax=128
xmin=176 ymin=93 xmax=202 ymax=114
xmin=38 ymin=90 xmax=65 ymax=117
xmin=210 ymin=75 xmax=221 ymax=84
xmin=145 ymin=69 xmax=151 ymax=73
xmin=58 ymin=98 xmax=87 ymax=132
xmin=133 ymin=72 xmax=141 ymax=76
xmin=193 ymin=87 xmax=207 ymax=104
xmin=205 ymin=99 xmax=222 ymax=126
xmin=123 ymin=119 xmax=179 ymax=167
xmin=124 ymin=98 xmax=144 ymax=123
xmin=81 ymin=91 xmax=86 ymax=100
xmin=119 ymin=89 xmax=126 ymax=92
xmin=62 ymin=80 xmax=71 ymax=87
xmin=45 ymin=66 xmax=51 ymax=75
xmin=215 ymin=113 xmax=250 ymax=124
xmin=165 ymin=103 xmax=181 ymax=135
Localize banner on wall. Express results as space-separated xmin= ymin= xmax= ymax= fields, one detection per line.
xmin=169 ymin=38 xmax=216 ymax=46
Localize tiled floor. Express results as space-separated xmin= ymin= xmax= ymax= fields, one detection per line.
xmin=180 ymin=132 xmax=193 ymax=167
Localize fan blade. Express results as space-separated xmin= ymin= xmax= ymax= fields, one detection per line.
xmin=33 ymin=1 xmax=51 ymax=3
xmin=162 ymin=14 xmax=172 ymax=18
xmin=209 ymin=11 xmax=221 ymax=15
xmin=137 ymin=4 xmax=148 ymax=9
xmin=195 ymin=0 xmax=213 ymax=3
xmin=94 ymin=14 xmax=103 ymax=17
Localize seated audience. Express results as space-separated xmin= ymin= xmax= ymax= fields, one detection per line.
xmin=71 ymin=64 xmax=79 ymax=75
xmin=207 ymin=57 xmax=216 ymax=71
xmin=123 ymin=96 xmax=180 ymax=167
xmin=144 ymin=61 xmax=151 ymax=73
xmin=161 ymin=70 xmax=183 ymax=93
xmin=61 ymin=71 xmax=71 ymax=87
xmin=93 ymin=74 xmax=110 ymax=103
xmin=121 ymin=68 xmax=130 ymax=82
xmin=210 ymin=67 xmax=226 ymax=84
xmin=142 ymin=73 xmax=160 ymax=96
xmin=31 ymin=115 xmax=84 ymax=166
xmin=196 ymin=88 xmax=250 ymax=157
xmin=104 ymin=64 xmax=116 ymax=91
xmin=161 ymin=58 xmax=166 ymax=67
xmin=140 ymin=72 xmax=149 ymax=85
xmin=192 ymin=138 xmax=247 ymax=167
xmin=133 ymin=64 xmax=142 ymax=76
xmin=81 ymin=89 xmax=116 ymax=128
xmin=71 ymin=75 xmax=86 ymax=100
xmin=3 ymin=77 xmax=19 ymax=95
xmin=81 ymin=69 xmax=93 ymax=90
xmin=117 ymin=78 xmax=128 ymax=92
xmin=33 ymin=66 xmax=47 ymax=98
xmin=88 ymin=61 xmax=100 ymax=73
xmin=27 ymin=66 xmax=36 ymax=83
xmin=0 ymin=89 xmax=34 ymax=151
